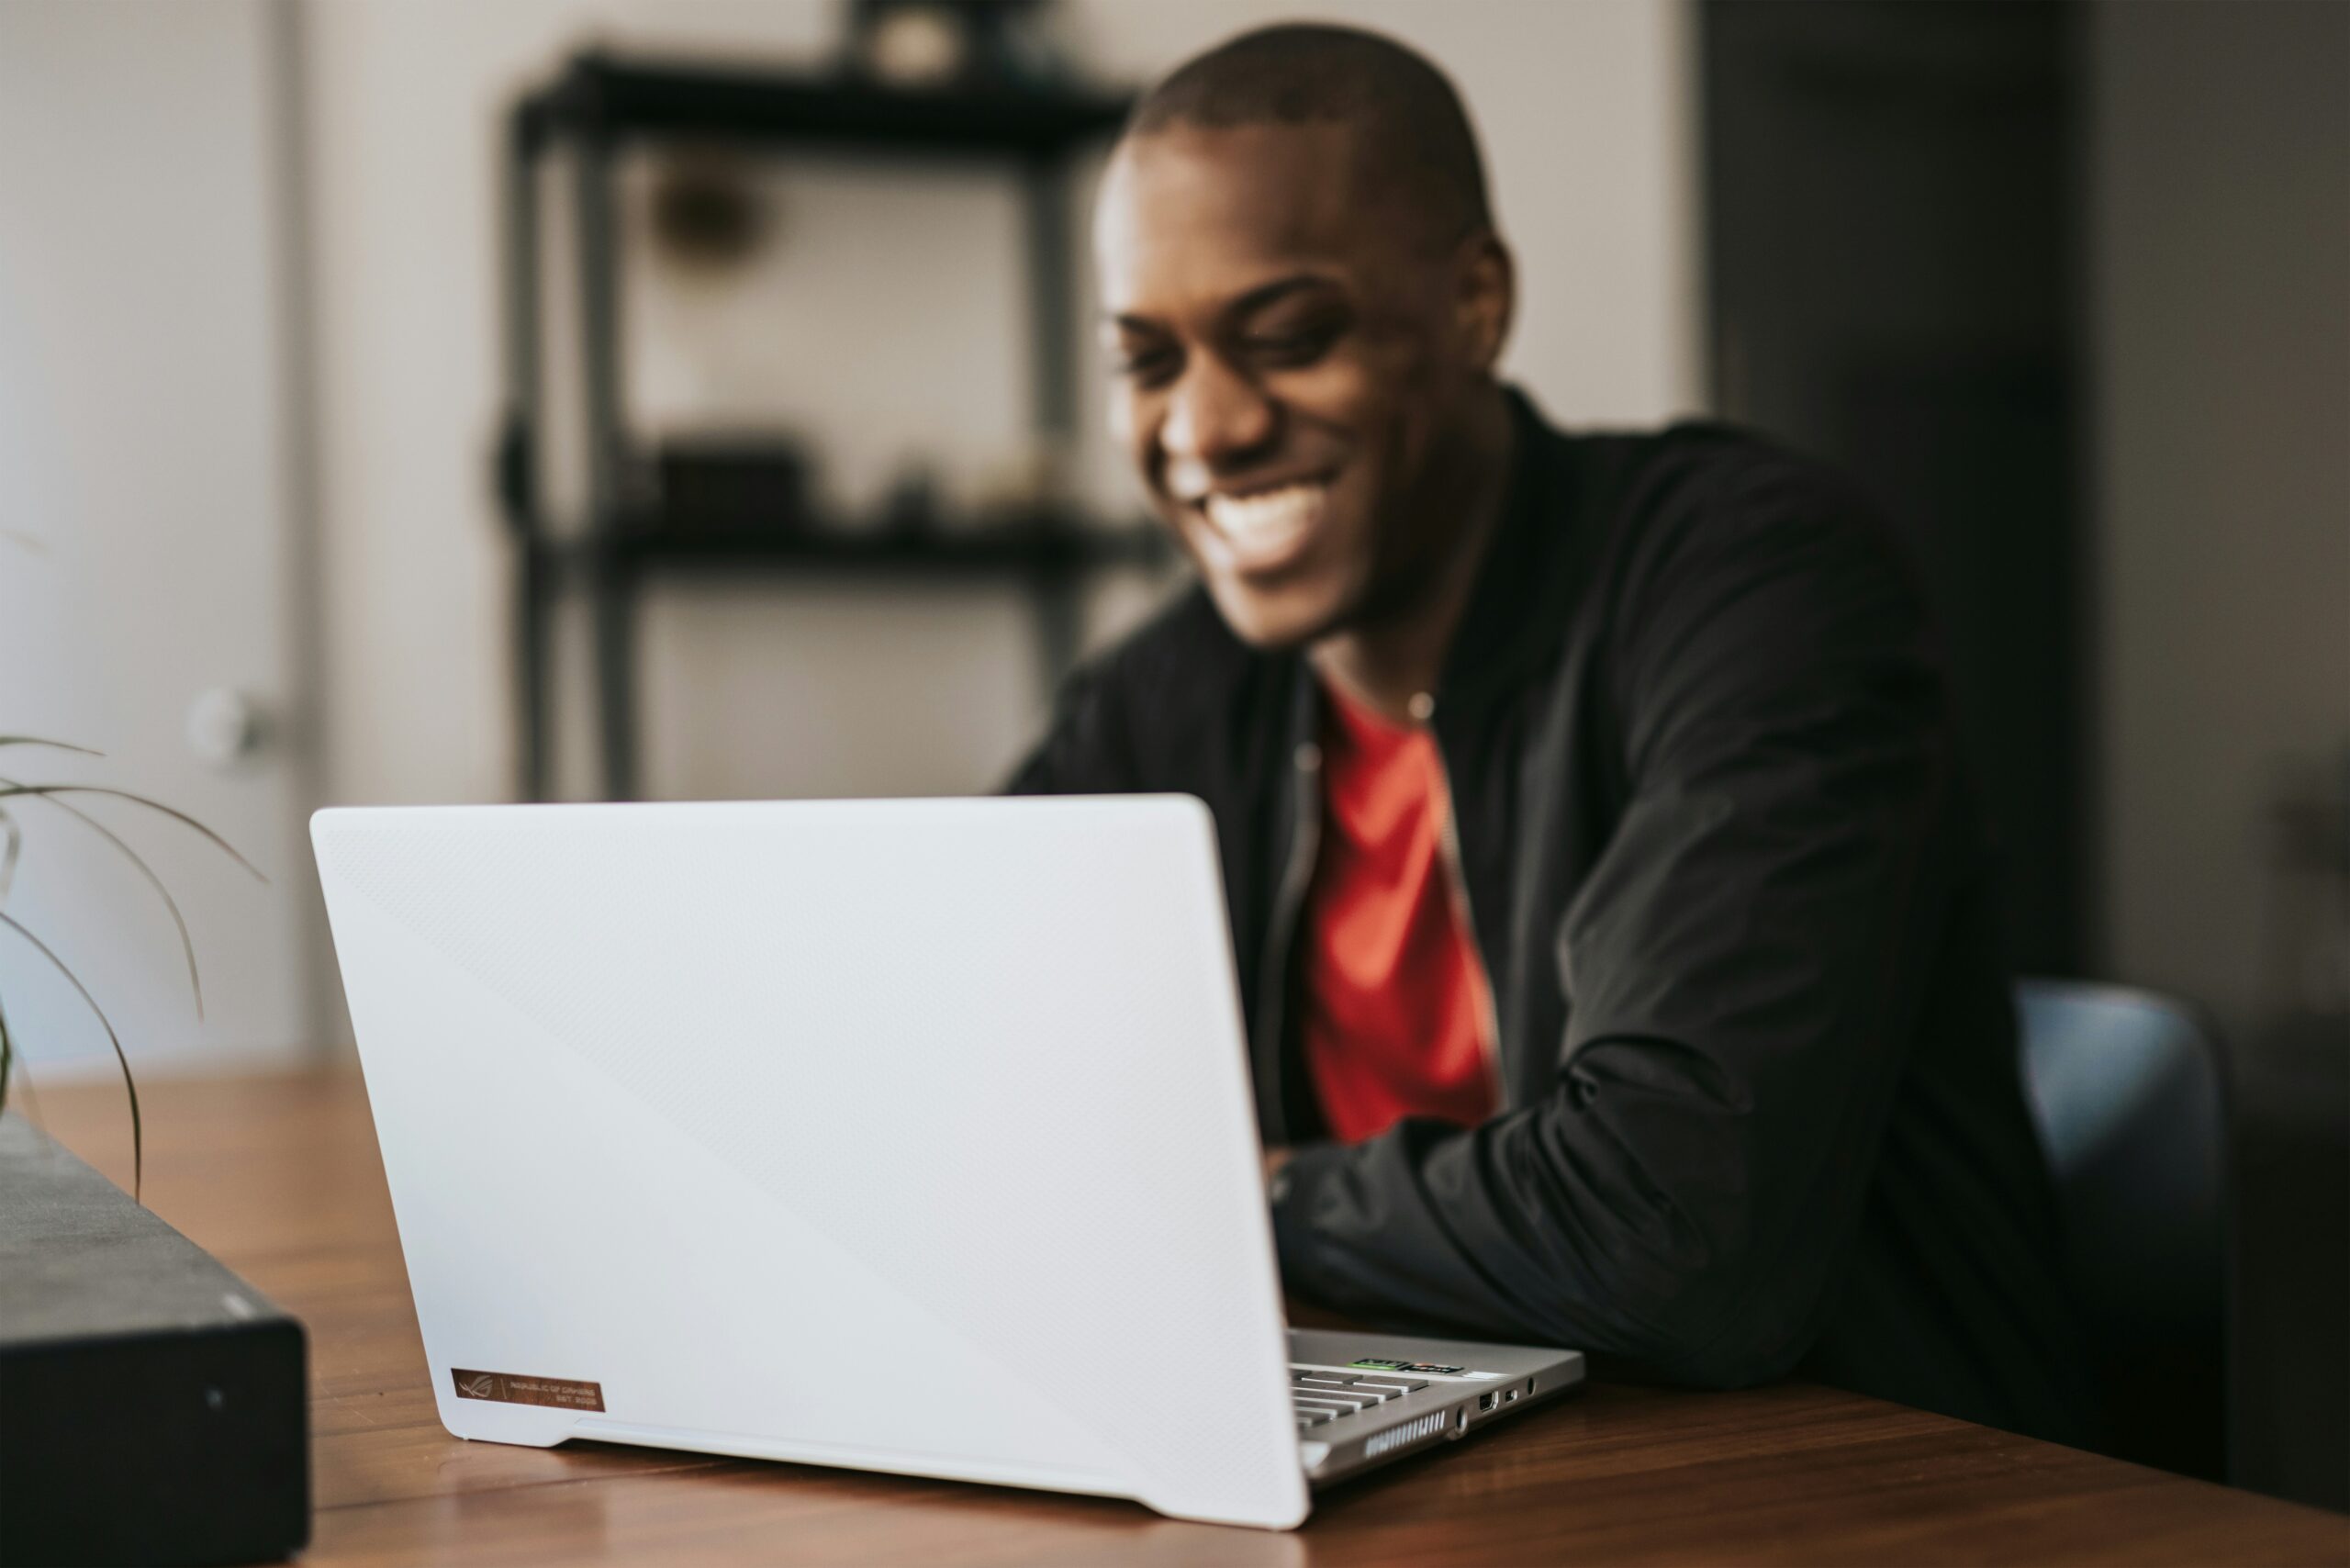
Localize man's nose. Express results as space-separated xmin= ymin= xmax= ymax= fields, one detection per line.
xmin=1160 ymin=355 xmax=1275 ymax=482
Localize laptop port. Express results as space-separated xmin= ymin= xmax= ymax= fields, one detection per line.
xmin=1477 ymin=1392 xmax=1497 ymax=1413
xmin=1503 ymin=1387 xmax=1520 ymax=1404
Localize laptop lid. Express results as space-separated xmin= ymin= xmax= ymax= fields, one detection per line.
xmin=313 ymin=797 xmax=1308 ymax=1529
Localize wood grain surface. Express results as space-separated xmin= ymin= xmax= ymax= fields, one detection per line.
xmin=27 ymin=1070 xmax=2349 ymax=1566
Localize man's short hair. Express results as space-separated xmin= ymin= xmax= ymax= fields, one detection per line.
xmin=1125 ymin=23 xmax=1494 ymax=249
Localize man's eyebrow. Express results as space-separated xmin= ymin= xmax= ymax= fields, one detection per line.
xmin=1105 ymin=273 xmax=1343 ymax=335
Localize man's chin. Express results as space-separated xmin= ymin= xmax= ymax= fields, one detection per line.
xmin=1202 ymin=576 xmax=1350 ymax=652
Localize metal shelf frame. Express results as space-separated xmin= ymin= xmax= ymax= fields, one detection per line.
xmin=497 ymin=51 xmax=1140 ymax=801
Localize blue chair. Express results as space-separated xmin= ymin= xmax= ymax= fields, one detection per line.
xmin=2016 ymin=980 xmax=2229 ymax=1480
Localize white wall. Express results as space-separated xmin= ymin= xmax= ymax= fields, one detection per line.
xmin=299 ymin=0 xmax=1704 ymax=810
xmin=2089 ymin=0 xmax=2350 ymax=1042
xmin=0 ymin=0 xmax=315 ymax=1079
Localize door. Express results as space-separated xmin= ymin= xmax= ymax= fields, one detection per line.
xmin=0 ymin=0 xmax=312 ymax=1088
xmin=1704 ymin=0 xmax=2085 ymax=972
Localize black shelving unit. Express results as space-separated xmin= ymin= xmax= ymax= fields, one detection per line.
xmin=497 ymin=51 xmax=1146 ymax=801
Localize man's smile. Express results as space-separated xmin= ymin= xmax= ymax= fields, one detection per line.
xmin=1184 ymin=474 xmax=1338 ymax=576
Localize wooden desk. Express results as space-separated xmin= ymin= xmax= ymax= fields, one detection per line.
xmin=32 ymin=1070 xmax=2349 ymax=1566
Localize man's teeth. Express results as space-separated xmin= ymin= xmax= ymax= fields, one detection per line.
xmin=1203 ymin=483 xmax=1326 ymax=552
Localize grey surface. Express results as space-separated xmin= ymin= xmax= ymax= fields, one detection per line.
xmin=1290 ymin=1327 xmax=1579 ymax=1383
xmin=0 ymin=1111 xmax=291 ymax=1346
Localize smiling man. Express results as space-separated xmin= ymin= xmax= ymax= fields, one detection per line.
xmin=1012 ymin=24 xmax=2093 ymax=1443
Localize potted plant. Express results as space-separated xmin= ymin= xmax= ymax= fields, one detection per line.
xmin=0 ymin=733 xmax=310 ymax=1566
xmin=0 ymin=734 xmax=262 ymax=1194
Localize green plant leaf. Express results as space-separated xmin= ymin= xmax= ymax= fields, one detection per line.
xmin=0 ymin=784 xmax=265 ymax=883
xmin=0 ymin=990 xmax=37 ymax=1134
xmin=0 ymin=980 xmax=12 ymax=1121
xmin=0 ymin=969 xmax=52 ymax=1134
xmin=0 ymin=910 xmax=140 ymax=1202
xmin=0 ymin=775 xmax=206 ymax=1016
xmin=0 ymin=737 xmax=103 ymax=756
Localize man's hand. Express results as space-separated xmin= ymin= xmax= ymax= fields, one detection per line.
xmin=1262 ymin=1146 xmax=1293 ymax=1185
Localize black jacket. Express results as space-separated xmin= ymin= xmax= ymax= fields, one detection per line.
xmin=1011 ymin=389 xmax=2094 ymax=1443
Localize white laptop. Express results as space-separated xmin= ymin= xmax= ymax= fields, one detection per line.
xmin=312 ymin=796 xmax=1583 ymax=1529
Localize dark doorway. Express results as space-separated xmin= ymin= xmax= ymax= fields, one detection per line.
xmin=1703 ymin=0 xmax=2084 ymax=976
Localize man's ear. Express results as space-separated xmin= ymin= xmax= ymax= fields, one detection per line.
xmin=1455 ymin=232 xmax=1515 ymax=375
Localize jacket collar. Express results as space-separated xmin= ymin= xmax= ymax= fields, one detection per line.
xmin=1431 ymin=385 xmax=1584 ymax=709
xmin=1274 ymin=385 xmax=1582 ymax=740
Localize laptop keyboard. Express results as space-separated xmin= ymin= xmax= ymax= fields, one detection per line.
xmin=1291 ymin=1366 xmax=1432 ymax=1428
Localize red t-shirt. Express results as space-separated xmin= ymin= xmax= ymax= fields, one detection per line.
xmin=1301 ymin=684 xmax=1499 ymax=1145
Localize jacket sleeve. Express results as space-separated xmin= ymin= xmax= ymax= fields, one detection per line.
xmin=1270 ymin=482 xmax=1969 ymax=1387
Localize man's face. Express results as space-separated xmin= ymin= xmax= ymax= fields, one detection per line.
xmin=1095 ymin=121 xmax=1501 ymax=649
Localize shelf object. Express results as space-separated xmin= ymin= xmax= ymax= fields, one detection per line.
xmin=540 ymin=517 xmax=1165 ymax=575
xmin=496 ymin=51 xmax=1146 ymax=801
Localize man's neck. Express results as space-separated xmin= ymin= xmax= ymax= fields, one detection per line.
xmin=1309 ymin=385 xmax=1514 ymax=724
